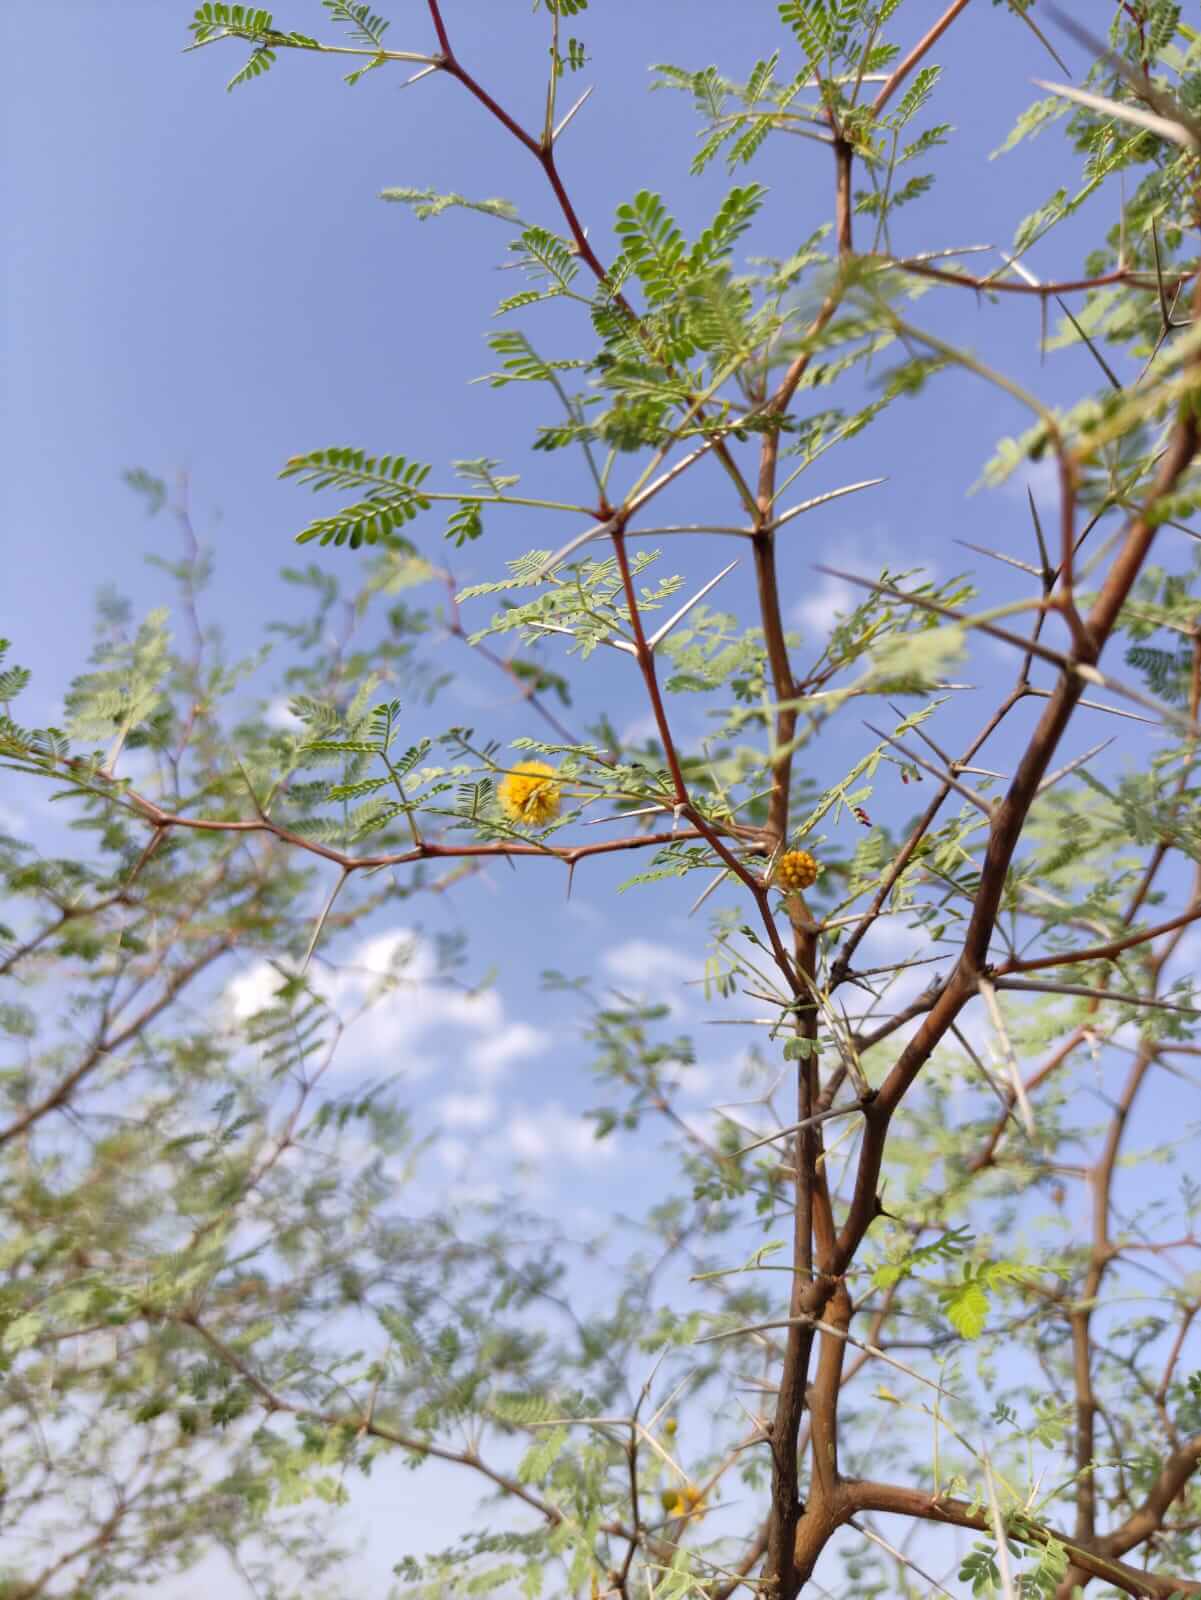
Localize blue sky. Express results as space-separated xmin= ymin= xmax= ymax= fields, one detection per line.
xmin=6 ymin=0 xmax=1089 ymax=682
xmin=3 ymin=0 xmax=1106 ymax=962
xmin=6 ymin=2 xmax=1200 ymax=1593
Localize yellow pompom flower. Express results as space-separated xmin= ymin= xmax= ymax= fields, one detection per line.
xmin=659 ymin=1483 xmax=704 ymax=1517
xmin=775 ymin=849 xmax=819 ymax=891
xmin=497 ymin=760 xmax=562 ymax=826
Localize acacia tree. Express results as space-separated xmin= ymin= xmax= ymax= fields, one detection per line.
xmin=3 ymin=1 xmax=1201 ymax=1596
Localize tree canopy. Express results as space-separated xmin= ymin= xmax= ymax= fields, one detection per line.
xmin=3 ymin=3 xmax=1201 ymax=1598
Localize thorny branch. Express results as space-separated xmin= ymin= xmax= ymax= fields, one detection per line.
xmin=9 ymin=4 xmax=1201 ymax=1597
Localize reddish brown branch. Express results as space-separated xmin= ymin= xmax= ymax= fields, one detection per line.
xmin=871 ymin=0 xmax=975 ymax=115
xmin=606 ymin=528 xmax=802 ymax=986
xmin=764 ymin=918 xmax=828 ymax=1593
xmin=886 ymin=258 xmax=1196 ymax=298
xmin=834 ymin=136 xmax=854 ymax=258
xmin=1100 ymin=1432 xmax=1201 ymax=1560
xmin=829 ymin=687 xmax=1029 ymax=985
xmin=995 ymin=904 xmax=1201 ymax=975
xmin=753 ymin=138 xmax=855 ymax=854
xmin=425 ymin=0 xmax=757 ymax=518
xmin=758 ymin=127 xmax=862 ymax=1599
xmin=58 ymin=768 xmax=709 ymax=873
xmin=610 ymin=527 xmax=689 ymax=806
xmin=752 ymin=532 xmax=801 ymax=847
xmin=841 ymin=1480 xmax=1201 ymax=1598
xmin=820 ymin=299 xmax=1201 ymax=1307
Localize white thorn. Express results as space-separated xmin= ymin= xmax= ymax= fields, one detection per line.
xmin=647 ymin=560 xmax=739 ymax=652
xmin=771 ymin=478 xmax=886 ymax=531
xmin=530 ymin=619 xmax=637 ymax=655
xmin=995 ymin=248 xmax=1041 ymax=288
xmin=1032 ymin=79 xmax=1200 ymax=154
xmin=533 ymin=514 xmax=619 ymax=580
xmin=553 ymin=83 xmax=594 ymax=142
xmin=582 ymin=804 xmax=670 ymax=826
xmin=1036 ymin=738 xmax=1114 ymax=796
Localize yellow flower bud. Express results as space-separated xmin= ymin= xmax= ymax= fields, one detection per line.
xmin=775 ymin=848 xmax=819 ymax=891
xmin=659 ymin=1483 xmax=703 ymax=1517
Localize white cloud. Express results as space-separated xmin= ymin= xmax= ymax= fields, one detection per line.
xmin=430 ymin=1102 xmax=614 ymax=1198
xmin=1000 ymin=455 xmax=1059 ymax=505
xmin=265 ymin=697 xmax=301 ymax=729
xmin=602 ymin=937 xmax=702 ymax=1017
xmin=436 ymin=1091 xmax=499 ymax=1129
xmin=226 ymin=961 xmax=284 ymax=1021
xmin=222 ymin=938 xmax=605 ymax=1195
xmin=444 ymin=672 xmax=511 ymax=711
xmin=0 ymin=802 xmax=28 ymax=837
xmin=663 ymin=1059 xmax=713 ymax=1098
xmin=428 ymin=1139 xmax=498 ymax=1203
xmin=855 ymin=915 xmax=941 ymax=998
xmin=604 ymin=938 xmax=699 ymax=994
xmin=330 ymin=929 xmax=501 ymax=1026
xmin=788 ymin=526 xmax=940 ymax=641
xmin=794 ymin=570 xmax=857 ymax=636
xmin=438 ymin=1136 xmax=470 ymax=1172
xmin=505 ymin=1102 xmax=612 ymax=1165
xmin=469 ymin=1021 xmax=550 ymax=1079
xmin=224 ymin=929 xmax=504 ymax=1079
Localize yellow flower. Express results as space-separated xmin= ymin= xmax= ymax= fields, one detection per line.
xmin=775 ymin=848 xmax=819 ymax=891
xmin=497 ymin=760 xmax=562 ymax=826
xmin=659 ymin=1482 xmax=704 ymax=1517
